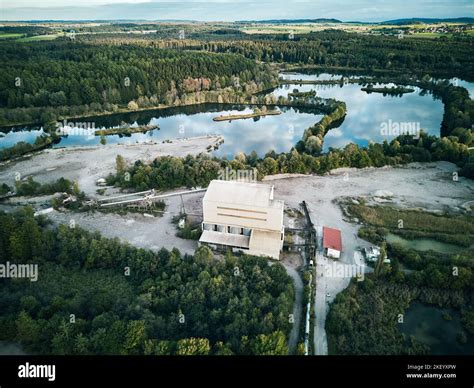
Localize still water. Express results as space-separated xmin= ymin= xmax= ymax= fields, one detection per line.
xmin=400 ymin=302 xmax=474 ymax=355
xmin=0 ymin=104 xmax=321 ymax=159
xmin=2 ymin=73 xmax=472 ymax=157
xmin=274 ymin=73 xmax=445 ymax=151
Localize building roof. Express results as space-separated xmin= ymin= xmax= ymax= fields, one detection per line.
xmin=203 ymin=180 xmax=284 ymax=210
xmin=199 ymin=230 xmax=250 ymax=249
xmin=323 ymin=226 xmax=342 ymax=252
xmin=249 ymin=229 xmax=282 ymax=259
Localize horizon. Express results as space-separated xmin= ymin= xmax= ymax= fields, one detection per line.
xmin=1 ymin=17 xmax=474 ymax=24
xmin=1 ymin=0 xmax=473 ymax=22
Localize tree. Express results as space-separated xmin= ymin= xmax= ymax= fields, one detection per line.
xmin=127 ymin=100 xmax=139 ymax=111
xmin=251 ymin=331 xmax=288 ymax=355
xmin=194 ymin=245 xmax=213 ymax=263
xmin=15 ymin=311 xmax=40 ymax=346
xmin=176 ymin=338 xmax=210 ymax=355
xmin=100 ymin=134 xmax=107 ymax=145
xmin=122 ymin=320 xmax=147 ymax=355
xmin=375 ymin=242 xmax=387 ymax=277
xmin=116 ymin=154 xmax=127 ymax=175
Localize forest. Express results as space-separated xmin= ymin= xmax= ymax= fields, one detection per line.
xmin=195 ymin=30 xmax=474 ymax=80
xmin=0 ymin=207 xmax=294 ymax=355
xmin=0 ymin=41 xmax=277 ymax=125
xmin=65 ymin=27 xmax=474 ymax=81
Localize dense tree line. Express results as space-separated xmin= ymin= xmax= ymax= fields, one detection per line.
xmin=0 ymin=208 xmax=294 ymax=355
xmin=0 ymin=41 xmax=277 ymax=125
xmin=73 ymin=28 xmax=474 ymax=80
xmin=13 ymin=177 xmax=80 ymax=198
xmin=0 ymin=26 xmax=53 ymax=37
xmin=196 ymin=30 xmax=474 ymax=80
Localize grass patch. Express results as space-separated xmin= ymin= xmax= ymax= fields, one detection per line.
xmin=348 ymin=204 xmax=474 ymax=235
xmin=0 ymin=33 xmax=24 ymax=40
xmin=16 ymin=34 xmax=60 ymax=42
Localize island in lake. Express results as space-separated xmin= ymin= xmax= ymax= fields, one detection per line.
xmin=361 ymin=85 xmax=415 ymax=95
xmin=94 ymin=124 xmax=159 ymax=136
xmin=213 ymin=108 xmax=281 ymax=122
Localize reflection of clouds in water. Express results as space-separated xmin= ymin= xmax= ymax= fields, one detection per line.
xmin=210 ymin=111 xmax=320 ymax=156
xmin=54 ymin=107 xmax=321 ymax=157
xmin=327 ymin=128 xmax=343 ymax=138
xmin=271 ymin=77 xmax=444 ymax=152
xmin=0 ymin=130 xmax=44 ymax=149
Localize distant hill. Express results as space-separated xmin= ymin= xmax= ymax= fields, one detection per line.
xmin=380 ymin=17 xmax=474 ymax=25
xmin=237 ymin=17 xmax=473 ymax=25
xmin=237 ymin=18 xmax=342 ymax=24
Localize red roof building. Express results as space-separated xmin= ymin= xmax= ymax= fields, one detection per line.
xmin=323 ymin=226 xmax=342 ymax=257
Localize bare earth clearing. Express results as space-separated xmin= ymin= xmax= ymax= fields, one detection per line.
xmin=0 ymin=136 xmax=222 ymax=196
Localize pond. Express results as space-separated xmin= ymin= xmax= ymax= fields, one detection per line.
xmin=0 ymin=104 xmax=322 ymax=159
xmin=386 ymin=233 xmax=470 ymax=254
xmin=273 ymin=72 xmax=445 ymax=151
xmin=399 ymin=302 xmax=474 ymax=355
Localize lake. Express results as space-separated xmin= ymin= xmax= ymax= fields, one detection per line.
xmin=1 ymin=73 xmax=472 ymax=158
xmin=0 ymin=104 xmax=321 ymax=159
xmin=400 ymin=302 xmax=474 ymax=355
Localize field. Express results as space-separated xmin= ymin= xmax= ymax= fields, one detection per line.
xmin=240 ymin=22 xmax=472 ymax=40
xmin=241 ymin=23 xmax=375 ymax=35
xmin=15 ymin=34 xmax=61 ymax=42
xmin=0 ymin=33 xmax=23 ymax=40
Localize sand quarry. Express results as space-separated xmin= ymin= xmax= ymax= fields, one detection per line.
xmin=1 ymin=138 xmax=473 ymax=355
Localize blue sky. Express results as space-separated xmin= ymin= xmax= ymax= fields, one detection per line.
xmin=1 ymin=0 xmax=473 ymax=22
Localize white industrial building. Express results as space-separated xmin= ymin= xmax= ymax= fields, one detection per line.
xmin=198 ymin=180 xmax=285 ymax=260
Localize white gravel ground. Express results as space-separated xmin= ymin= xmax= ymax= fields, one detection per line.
xmin=0 ymin=136 xmax=222 ymax=197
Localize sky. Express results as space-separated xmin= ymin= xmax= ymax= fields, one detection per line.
xmin=1 ymin=0 xmax=473 ymax=22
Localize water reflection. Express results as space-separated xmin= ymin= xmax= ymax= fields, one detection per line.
xmin=0 ymin=129 xmax=44 ymax=148
xmin=274 ymin=73 xmax=445 ymax=151
xmin=2 ymin=73 xmax=472 ymax=157
xmin=0 ymin=104 xmax=321 ymax=158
